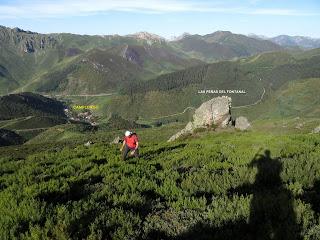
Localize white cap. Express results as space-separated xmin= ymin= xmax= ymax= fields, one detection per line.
xmin=125 ymin=130 xmax=131 ymax=137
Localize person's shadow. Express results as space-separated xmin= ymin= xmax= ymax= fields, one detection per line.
xmin=245 ymin=150 xmax=301 ymax=240
xmin=171 ymin=150 xmax=302 ymax=240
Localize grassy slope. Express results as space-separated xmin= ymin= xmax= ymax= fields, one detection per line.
xmin=0 ymin=126 xmax=320 ymax=239
xmin=2 ymin=116 xmax=66 ymax=130
xmin=26 ymin=122 xmax=185 ymax=145
xmin=232 ymin=78 xmax=320 ymax=120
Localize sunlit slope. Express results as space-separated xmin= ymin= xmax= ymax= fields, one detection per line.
xmin=1 ymin=130 xmax=319 ymax=239
xmin=24 ymin=45 xmax=203 ymax=95
xmin=233 ymin=78 xmax=320 ymax=120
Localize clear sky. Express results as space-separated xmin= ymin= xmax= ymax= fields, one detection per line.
xmin=0 ymin=0 xmax=319 ymax=39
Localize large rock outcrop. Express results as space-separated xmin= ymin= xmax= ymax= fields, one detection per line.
xmin=168 ymin=96 xmax=232 ymax=142
xmin=193 ymin=96 xmax=232 ymax=127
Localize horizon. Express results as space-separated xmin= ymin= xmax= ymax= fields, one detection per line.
xmin=1 ymin=25 xmax=319 ymax=41
xmin=0 ymin=0 xmax=319 ymax=38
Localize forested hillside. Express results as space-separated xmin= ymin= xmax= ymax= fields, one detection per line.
xmin=0 ymin=92 xmax=67 ymax=120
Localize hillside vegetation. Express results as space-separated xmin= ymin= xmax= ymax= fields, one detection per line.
xmin=0 ymin=92 xmax=67 ymax=120
xmin=233 ymin=78 xmax=320 ymax=121
xmin=0 ymin=93 xmax=67 ymax=140
xmin=0 ymin=129 xmax=320 ymax=239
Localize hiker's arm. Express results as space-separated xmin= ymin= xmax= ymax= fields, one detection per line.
xmin=135 ymin=141 xmax=139 ymax=150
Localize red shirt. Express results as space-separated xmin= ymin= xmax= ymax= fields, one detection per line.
xmin=124 ymin=134 xmax=138 ymax=149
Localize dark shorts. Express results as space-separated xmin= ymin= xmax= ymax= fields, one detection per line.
xmin=122 ymin=144 xmax=139 ymax=160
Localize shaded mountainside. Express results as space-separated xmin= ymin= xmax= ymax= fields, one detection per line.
xmin=171 ymin=31 xmax=282 ymax=61
xmin=0 ymin=92 xmax=67 ymax=120
xmin=0 ymin=128 xmax=24 ymax=146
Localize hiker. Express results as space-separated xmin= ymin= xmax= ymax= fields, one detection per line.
xmin=120 ymin=130 xmax=139 ymax=160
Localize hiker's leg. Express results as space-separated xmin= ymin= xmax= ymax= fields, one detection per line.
xmin=134 ymin=148 xmax=139 ymax=158
xmin=122 ymin=145 xmax=130 ymax=160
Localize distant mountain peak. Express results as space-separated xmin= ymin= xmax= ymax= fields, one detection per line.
xmin=270 ymin=35 xmax=320 ymax=49
xmin=127 ymin=31 xmax=166 ymax=44
xmin=214 ymin=30 xmax=232 ymax=34
xmin=207 ymin=30 xmax=232 ymax=37
xmin=13 ymin=27 xmax=37 ymax=34
xmin=247 ymin=33 xmax=269 ymax=40
xmin=0 ymin=25 xmax=37 ymax=34
xmin=0 ymin=26 xmax=57 ymax=53
xmin=203 ymin=30 xmax=234 ymax=41
xmin=170 ymin=32 xmax=191 ymax=41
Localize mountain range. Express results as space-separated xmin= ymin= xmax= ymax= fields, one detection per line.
xmin=249 ymin=34 xmax=320 ymax=49
xmin=0 ymin=25 xmax=319 ymax=125
xmin=171 ymin=31 xmax=282 ymax=61
xmin=0 ymin=26 xmax=291 ymax=95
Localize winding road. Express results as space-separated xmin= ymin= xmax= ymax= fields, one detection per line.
xmin=232 ymin=87 xmax=266 ymax=109
xmin=43 ymin=93 xmax=116 ymax=97
xmin=147 ymin=106 xmax=196 ymax=120
xmin=15 ymin=127 xmax=50 ymax=132
xmin=143 ymin=83 xmax=266 ymax=120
